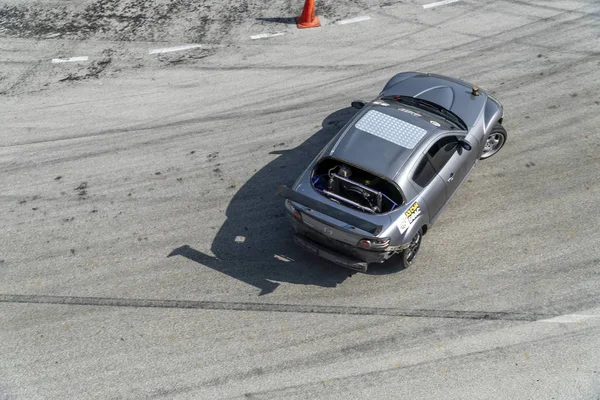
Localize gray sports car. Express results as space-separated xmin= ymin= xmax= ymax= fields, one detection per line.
xmin=276 ymin=71 xmax=506 ymax=272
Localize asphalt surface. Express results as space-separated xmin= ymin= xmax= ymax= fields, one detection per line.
xmin=1 ymin=0 xmax=600 ymax=398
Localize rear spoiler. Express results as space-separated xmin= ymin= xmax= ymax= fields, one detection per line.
xmin=275 ymin=185 xmax=383 ymax=235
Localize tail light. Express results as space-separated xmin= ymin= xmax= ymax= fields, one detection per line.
xmin=359 ymin=237 xmax=390 ymax=250
xmin=285 ymin=199 xmax=302 ymax=222
xmin=359 ymin=240 xmax=371 ymax=249
xmin=292 ymin=210 xmax=302 ymax=222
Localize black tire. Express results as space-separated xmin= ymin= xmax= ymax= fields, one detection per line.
xmin=480 ymin=123 xmax=507 ymax=160
xmin=399 ymin=229 xmax=422 ymax=269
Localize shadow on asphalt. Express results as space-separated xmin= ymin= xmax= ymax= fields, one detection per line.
xmin=168 ymin=107 xmax=370 ymax=295
xmin=255 ymin=17 xmax=297 ymax=25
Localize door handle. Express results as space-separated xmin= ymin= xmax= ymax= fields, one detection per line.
xmin=447 ymin=173 xmax=454 ymax=182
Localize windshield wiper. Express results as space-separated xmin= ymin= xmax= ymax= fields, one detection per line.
xmin=384 ymin=96 xmax=467 ymax=130
xmin=414 ymin=99 xmax=466 ymax=129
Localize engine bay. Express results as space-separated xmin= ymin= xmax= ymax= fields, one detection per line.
xmin=311 ymin=157 xmax=403 ymax=214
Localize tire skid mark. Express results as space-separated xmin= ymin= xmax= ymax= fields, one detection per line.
xmin=286 ymin=6 xmax=596 ymax=99
xmin=0 ymin=99 xmax=321 ymax=173
xmin=0 ymin=294 xmax=551 ymax=321
xmin=500 ymin=0 xmax=600 ymax=15
xmin=187 ymin=64 xmax=367 ymax=71
xmin=0 ymin=90 xmax=167 ymax=114
xmin=237 ymin=329 xmax=594 ymax=399
xmin=0 ymin=93 xmax=336 ymax=149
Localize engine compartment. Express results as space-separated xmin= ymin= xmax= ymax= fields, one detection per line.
xmin=311 ymin=157 xmax=403 ymax=214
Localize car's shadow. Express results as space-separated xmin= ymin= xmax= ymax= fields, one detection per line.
xmin=168 ymin=107 xmax=378 ymax=295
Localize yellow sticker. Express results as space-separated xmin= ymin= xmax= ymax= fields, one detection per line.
xmin=398 ymin=202 xmax=422 ymax=234
xmin=405 ymin=202 xmax=420 ymax=218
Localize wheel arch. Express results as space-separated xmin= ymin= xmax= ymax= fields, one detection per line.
xmin=483 ymin=97 xmax=503 ymax=133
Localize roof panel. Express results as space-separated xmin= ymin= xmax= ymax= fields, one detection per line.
xmin=354 ymin=110 xmax=427 ymax=149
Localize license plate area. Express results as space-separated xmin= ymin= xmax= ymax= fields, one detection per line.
xmin=294 ymin=235 xmax=368 ymax=273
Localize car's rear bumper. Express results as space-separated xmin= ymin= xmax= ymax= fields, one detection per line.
xmin=294 ymin=234 xmax=370 ymax=272
xmin=290 ymin=217 xmax=395 ymax=272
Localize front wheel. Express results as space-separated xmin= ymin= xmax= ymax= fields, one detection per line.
xmin=480 ymin=123 xmax=507 ymax=159
xmin=399 ymin=229 xmax=422 ymax=268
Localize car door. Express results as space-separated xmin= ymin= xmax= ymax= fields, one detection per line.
xmin=410 ymin=136 xmax=458 ymax=221
xmin=436 ymin=134 xmax=477 ymax=200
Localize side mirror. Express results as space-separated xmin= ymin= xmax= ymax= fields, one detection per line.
xmin=459 ymin=140 xmax=472 ymax=151
xmin=351 ymin=100 xmax=366 ymax=109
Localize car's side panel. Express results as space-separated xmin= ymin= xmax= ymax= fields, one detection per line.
xmin=466 ymin=124 xmax=484 ymax=156
xmin=382 ymin=196 xmax=429 ymax=247
xmin=417 ymin=175 xmax=447 ymax=222
xmin=401 ymin=132 xmax=476 ymax=227
xmin=431 ymin=157 xmax=480 ymax=226
xmin=437 ymin=135 xmax=477 ymax=200
xmin=483 ymin=96 xmax=504 ymax=132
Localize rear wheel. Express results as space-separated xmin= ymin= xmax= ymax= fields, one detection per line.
xmin=480 ymin=123 xmax=507 ymax=159
xmin=400 ymin=229 xmax=422 ymax=268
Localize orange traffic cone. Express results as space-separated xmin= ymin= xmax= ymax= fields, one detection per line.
xmin=296 ymin=0 xmax=321 ymax=29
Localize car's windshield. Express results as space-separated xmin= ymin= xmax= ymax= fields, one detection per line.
xmin=381 ymin=95 xmax=467 ymax=130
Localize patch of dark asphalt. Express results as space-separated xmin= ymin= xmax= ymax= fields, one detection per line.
xmin=0 ymin=0 xmax=383 ymax=43
xmin=74 ymin=181 xmax=88 ymax=197
xmin=158 ymin=48 xmax=215 ymax=66
xmin=0 ymin=294 xmax=553 ymax=321
xmin=0 ymin=0 xmax=257 ymax=43
xmin=59 ymin=50 xmax=113 ymax=82
xmin=0 ymin=0 xmax=206 ymax=41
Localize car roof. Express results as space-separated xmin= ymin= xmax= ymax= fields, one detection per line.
xmin=322 ymin=103 xmax=460 ymax=181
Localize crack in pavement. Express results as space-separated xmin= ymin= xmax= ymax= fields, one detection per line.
xmin=0 ymin=294 xmax=551 ymax=321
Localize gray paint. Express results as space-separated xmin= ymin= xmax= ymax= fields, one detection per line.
xmin=286 ymin=71 xmax=504 ymax=268
xmin=321 ymin=105 xmax=440 ymax=181
xmin=380 ymin=72 xmax=489 ymax=128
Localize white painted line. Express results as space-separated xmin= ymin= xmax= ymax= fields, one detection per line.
xmin=149 ymin=44 xmax=202 ymax=54
xmin=44 ymin=33 xmax=61 ymax=39
xmin=336 ymin=16 xmax=371 ymax=25
xmin=234 ymin=236 xmax=246 ymax=243
xmin=51 ymin=56 xmax=88 ymax=63
xmin=250 ymin=32 xmax=285 ymax=40
xmin=423 ymin=0 xmax=460 ymax=9
xmin=539 ymin=314 xmax=600 ymax=324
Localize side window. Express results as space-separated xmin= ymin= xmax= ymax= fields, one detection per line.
xmin=428 ymin=136 xmax=459 ymax=172
xmin=412 ymin=157 xmax=436 ymax=188
xmin=411 ymin=136 xmax=459 ymax=188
